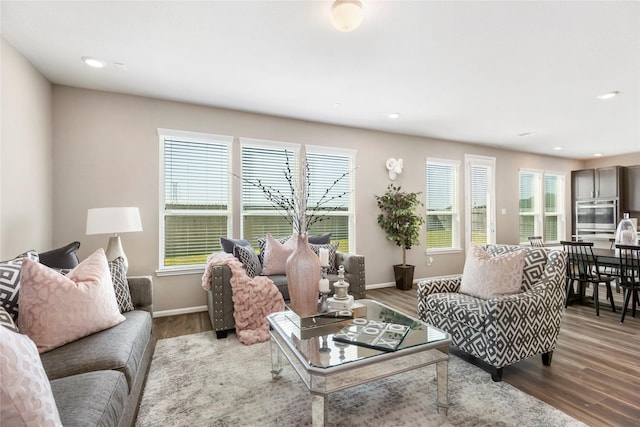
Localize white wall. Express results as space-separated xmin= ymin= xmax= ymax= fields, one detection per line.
xmin=51 ymin=85 xmax=586 ymax=313
xmin=0 ymin=37 xmax=52 ymax=259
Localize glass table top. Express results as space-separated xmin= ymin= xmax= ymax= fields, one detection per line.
xmin=267 ymin=299 xmax=450 ymax=370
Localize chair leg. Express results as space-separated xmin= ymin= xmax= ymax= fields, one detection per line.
xmin=565 ymin=278 xmax=574 ymax=307
xmin=594 ymin=282 xmax=600 ymax=316
xmin=491 ymin=367 xmax=503 ymax=382
xmin=620 ymin=289 xmax=632 ymax=323
xmin=607 ymin=284 xmax=616 ymax=313
xmin=542 ymin=351 xmax=553 ymax=366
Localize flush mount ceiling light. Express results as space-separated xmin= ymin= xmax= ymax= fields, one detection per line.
xmin=81 ymin=56 xmax=106 ymax=68
xmin=388 ymin=113 xmax=400 ymax=119
xmin=553 ymin=146 xmax=563 ymax=151
xmin=597 ymin=91 xmax=620 ymax=100
xmin=331 ymin=0 xmax=364 ymax=32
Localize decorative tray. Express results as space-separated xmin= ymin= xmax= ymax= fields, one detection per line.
xmin=332 ymin=319 xmax=410 ymax=351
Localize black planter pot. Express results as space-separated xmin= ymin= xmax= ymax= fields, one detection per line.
xmin=393 ymin=264 xmax=415 ymax=291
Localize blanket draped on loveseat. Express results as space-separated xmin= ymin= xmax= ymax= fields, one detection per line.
xmin=202 ymin=253 xmax=285 ymax=345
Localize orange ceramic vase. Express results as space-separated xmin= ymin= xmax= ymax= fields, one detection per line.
xmin=286 ymin=233 xmax=321 ymax=317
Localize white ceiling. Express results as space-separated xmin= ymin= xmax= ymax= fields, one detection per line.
xmin=2 ymin=0 xmax=639 ymax=159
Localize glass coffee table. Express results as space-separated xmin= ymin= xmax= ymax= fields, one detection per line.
xmin=267 ymin=299 xmax=451 ymax=426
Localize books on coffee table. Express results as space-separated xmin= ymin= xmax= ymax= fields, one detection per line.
xmin=332 ymin=318 xmax=410 ymax=352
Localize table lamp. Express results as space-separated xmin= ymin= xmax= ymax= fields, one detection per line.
xmin=86 ymin=207 xmax=142 ymax=271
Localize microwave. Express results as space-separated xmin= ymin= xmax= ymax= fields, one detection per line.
xmin=575 ymin=200 xmax=617 ymax=231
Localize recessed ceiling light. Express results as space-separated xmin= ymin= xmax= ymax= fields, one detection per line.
xmin=81 ymin=56 xmax=106 ymax=68
xmin=594 ymin=153 xmax=604 ymax=157
xmin=518 ymin=132 xmax=536 ymax=137
xmin=388 ymin=113 xmax=400 ymax=119
xmin=597 ymin=91 xmax=620 ymax=100
xmin=553 ymin=146 xmax=563 ymax=150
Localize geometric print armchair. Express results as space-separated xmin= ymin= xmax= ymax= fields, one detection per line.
xmin=417 ymin=244 xmax=567 ymax=381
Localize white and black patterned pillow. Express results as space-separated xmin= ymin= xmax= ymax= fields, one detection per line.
xmin=0 ymin=250 xmax=39 ymax=321
xmin=309 ymin=242 xmax=339 ymax=274
xmin=108 ymin=257 xmax=134 ymax=313
xmin=234 ymin=245 xmax=262 ymax=278
xmin=0 ymin=306 xmax=18 ymax=332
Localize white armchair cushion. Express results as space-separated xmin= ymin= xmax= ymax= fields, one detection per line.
xmin=459 ymin=246 xmax=526 ymax=299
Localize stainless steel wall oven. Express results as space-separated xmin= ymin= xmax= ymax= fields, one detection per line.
xmin=575 ymin=199 xmax=618 ymax=231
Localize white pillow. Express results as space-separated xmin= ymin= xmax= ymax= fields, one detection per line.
xmin=459 ymin=246 xmax=526 ymax=299
xmin=0 ymin=326 xmax=62 ymax=426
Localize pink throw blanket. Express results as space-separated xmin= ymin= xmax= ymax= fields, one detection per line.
xmin=202 ymin=253 xmax=285 ymax=345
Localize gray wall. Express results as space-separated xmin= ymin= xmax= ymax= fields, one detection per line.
xmin=51 ymin=85 xmax=586 ymax=313
xmin=0 ymin=37 xmax=52 ymax=258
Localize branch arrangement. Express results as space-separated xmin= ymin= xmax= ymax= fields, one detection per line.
xmin=235 ymin=149 xmax=355 ymax=235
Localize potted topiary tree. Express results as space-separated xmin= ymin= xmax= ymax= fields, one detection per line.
xmin=375 ymin=184 xmax=425 ymax=290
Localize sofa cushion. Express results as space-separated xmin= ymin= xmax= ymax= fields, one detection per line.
xmin=109 ymin=257 xmax=135 ymax=313
xmin=425 ymin=292 xmax=487 ymax=332
xmin=482 ymin=245 xmax=548 ymax=291
xmin=0 ymin=250 xmax=39 ymax=321
xmin=309 ymin=242 xmax=339 ymax=273
xmin=268 ymin=275 xmax=290 ymax=300
xmin=18 ymin=249 xmax=125 ymax=353
xmin=261 ymin=234 xmax=297 ymax=275
xmin=50 ymin=370 xmax=127 ymax=427
xmin=0 ymin=326 xmax=62 ymax=426
xmin=220 ymin=237 xmax=251 ymax=254
xmin=234 ymin=245 xmax=262 ymax=278
xmin=459 ymin=246 xmax=526 ymax=299
xmin=38 ymin=241 xmax=80 ymax=269
xmin=0 ymin=306 xmax=18 ymax=332
xmin=41 ymin=310 xmax=152 ymax=393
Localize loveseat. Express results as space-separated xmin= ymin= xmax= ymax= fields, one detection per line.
xmin=0 ymin=246 xmax=155 ymax=427
xmin=207 ymin=237 xmax=366 ymax=338
xmin=417 ymin=244 xmax=566 ymax=381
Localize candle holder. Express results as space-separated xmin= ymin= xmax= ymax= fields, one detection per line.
xmin=317 ymin=265 xmax=330 ymax=313
xmin=328 ymin=265 xmax=354 ymax=310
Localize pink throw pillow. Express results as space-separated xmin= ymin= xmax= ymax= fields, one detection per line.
xmin=0 ymin=326 xmax=62 ymax=426
xmin=459 ymin=246 xmax=526 ymax=299
xmin=18 ymin=248 xmax=125 ymax=353
xmin=261 ymin=233 xmax=297 ymax=275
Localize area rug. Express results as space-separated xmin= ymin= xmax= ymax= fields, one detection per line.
xmin=136 ymin=331 xmax=585 ymax=427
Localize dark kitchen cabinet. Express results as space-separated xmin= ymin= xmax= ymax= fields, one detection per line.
xmin=572 ymin=166 xmax=622 ymax=200
xmin=625 ymin=165 xmax=640 ymax=212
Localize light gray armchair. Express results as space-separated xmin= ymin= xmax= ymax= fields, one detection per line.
xmin=207 ymin=251 xmax=366 ymax=338
xmin=417 ymin=245 xmax=566 ymax=381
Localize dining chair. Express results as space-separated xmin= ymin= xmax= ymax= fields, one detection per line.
xmin=528 ymin=236 xmax=544 ymax=247
xmin=616 ymin=244 xmax=640 ymax=323
xmin=560 ymin=240 xmax=616 ymax=316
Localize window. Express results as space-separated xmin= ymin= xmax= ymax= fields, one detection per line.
xmin=240 ymin=139 xmax=356 ymax=253
xmin=519 ymin=170 xmax=565 ymax=243
xmin=425 ymin=158 xmax=460 ymax=251
xmin=465 ymin=155 xmax=496 ymax=249
xmin=159 ymin=129 xmax=232 ymax=270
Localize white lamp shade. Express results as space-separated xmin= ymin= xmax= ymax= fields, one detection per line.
xmin=331 ymin=0 xmax=364 ymax=32
xmin=86 ymin=207 xmax=143 ymax=235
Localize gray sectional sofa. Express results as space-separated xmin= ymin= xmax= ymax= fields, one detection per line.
xmin=43 ymin=276 xmax=155 ymax=427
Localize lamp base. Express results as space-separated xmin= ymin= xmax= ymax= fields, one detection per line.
xmin=105 ymin=235 xmax=128 ymax=271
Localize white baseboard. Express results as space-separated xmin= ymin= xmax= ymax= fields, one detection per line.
xmin=365 ymin=282 xmax=396 ymax=290
xmin=153 ymin=305 xmax=207 ymax=318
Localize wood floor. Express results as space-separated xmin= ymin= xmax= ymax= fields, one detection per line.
xmin=153 ymin=285 xmax=640 ymax=427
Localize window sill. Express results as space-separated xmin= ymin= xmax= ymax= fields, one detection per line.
xmin=155 ymin=266 xmax=205 ymax=277
xmin=424 ymin=248 xmax=463 ymax=255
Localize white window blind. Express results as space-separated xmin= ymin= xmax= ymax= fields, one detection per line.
xmin=159 ymin=130 xmax=232 ymax=269
xmin=465 ymin=155 xmax=496 ymax=249
xmin=519 ymin=169 xmax=565 ymax=244
xmin=306 ymin=146 xmax=355 ymax=253
xmin=240 ymin=140 xmax=355 ymax=252
xmin=425 ymin=159 xmax=460 ymax=250
xmin=240 ymin=141 xmax=301 ymax=243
